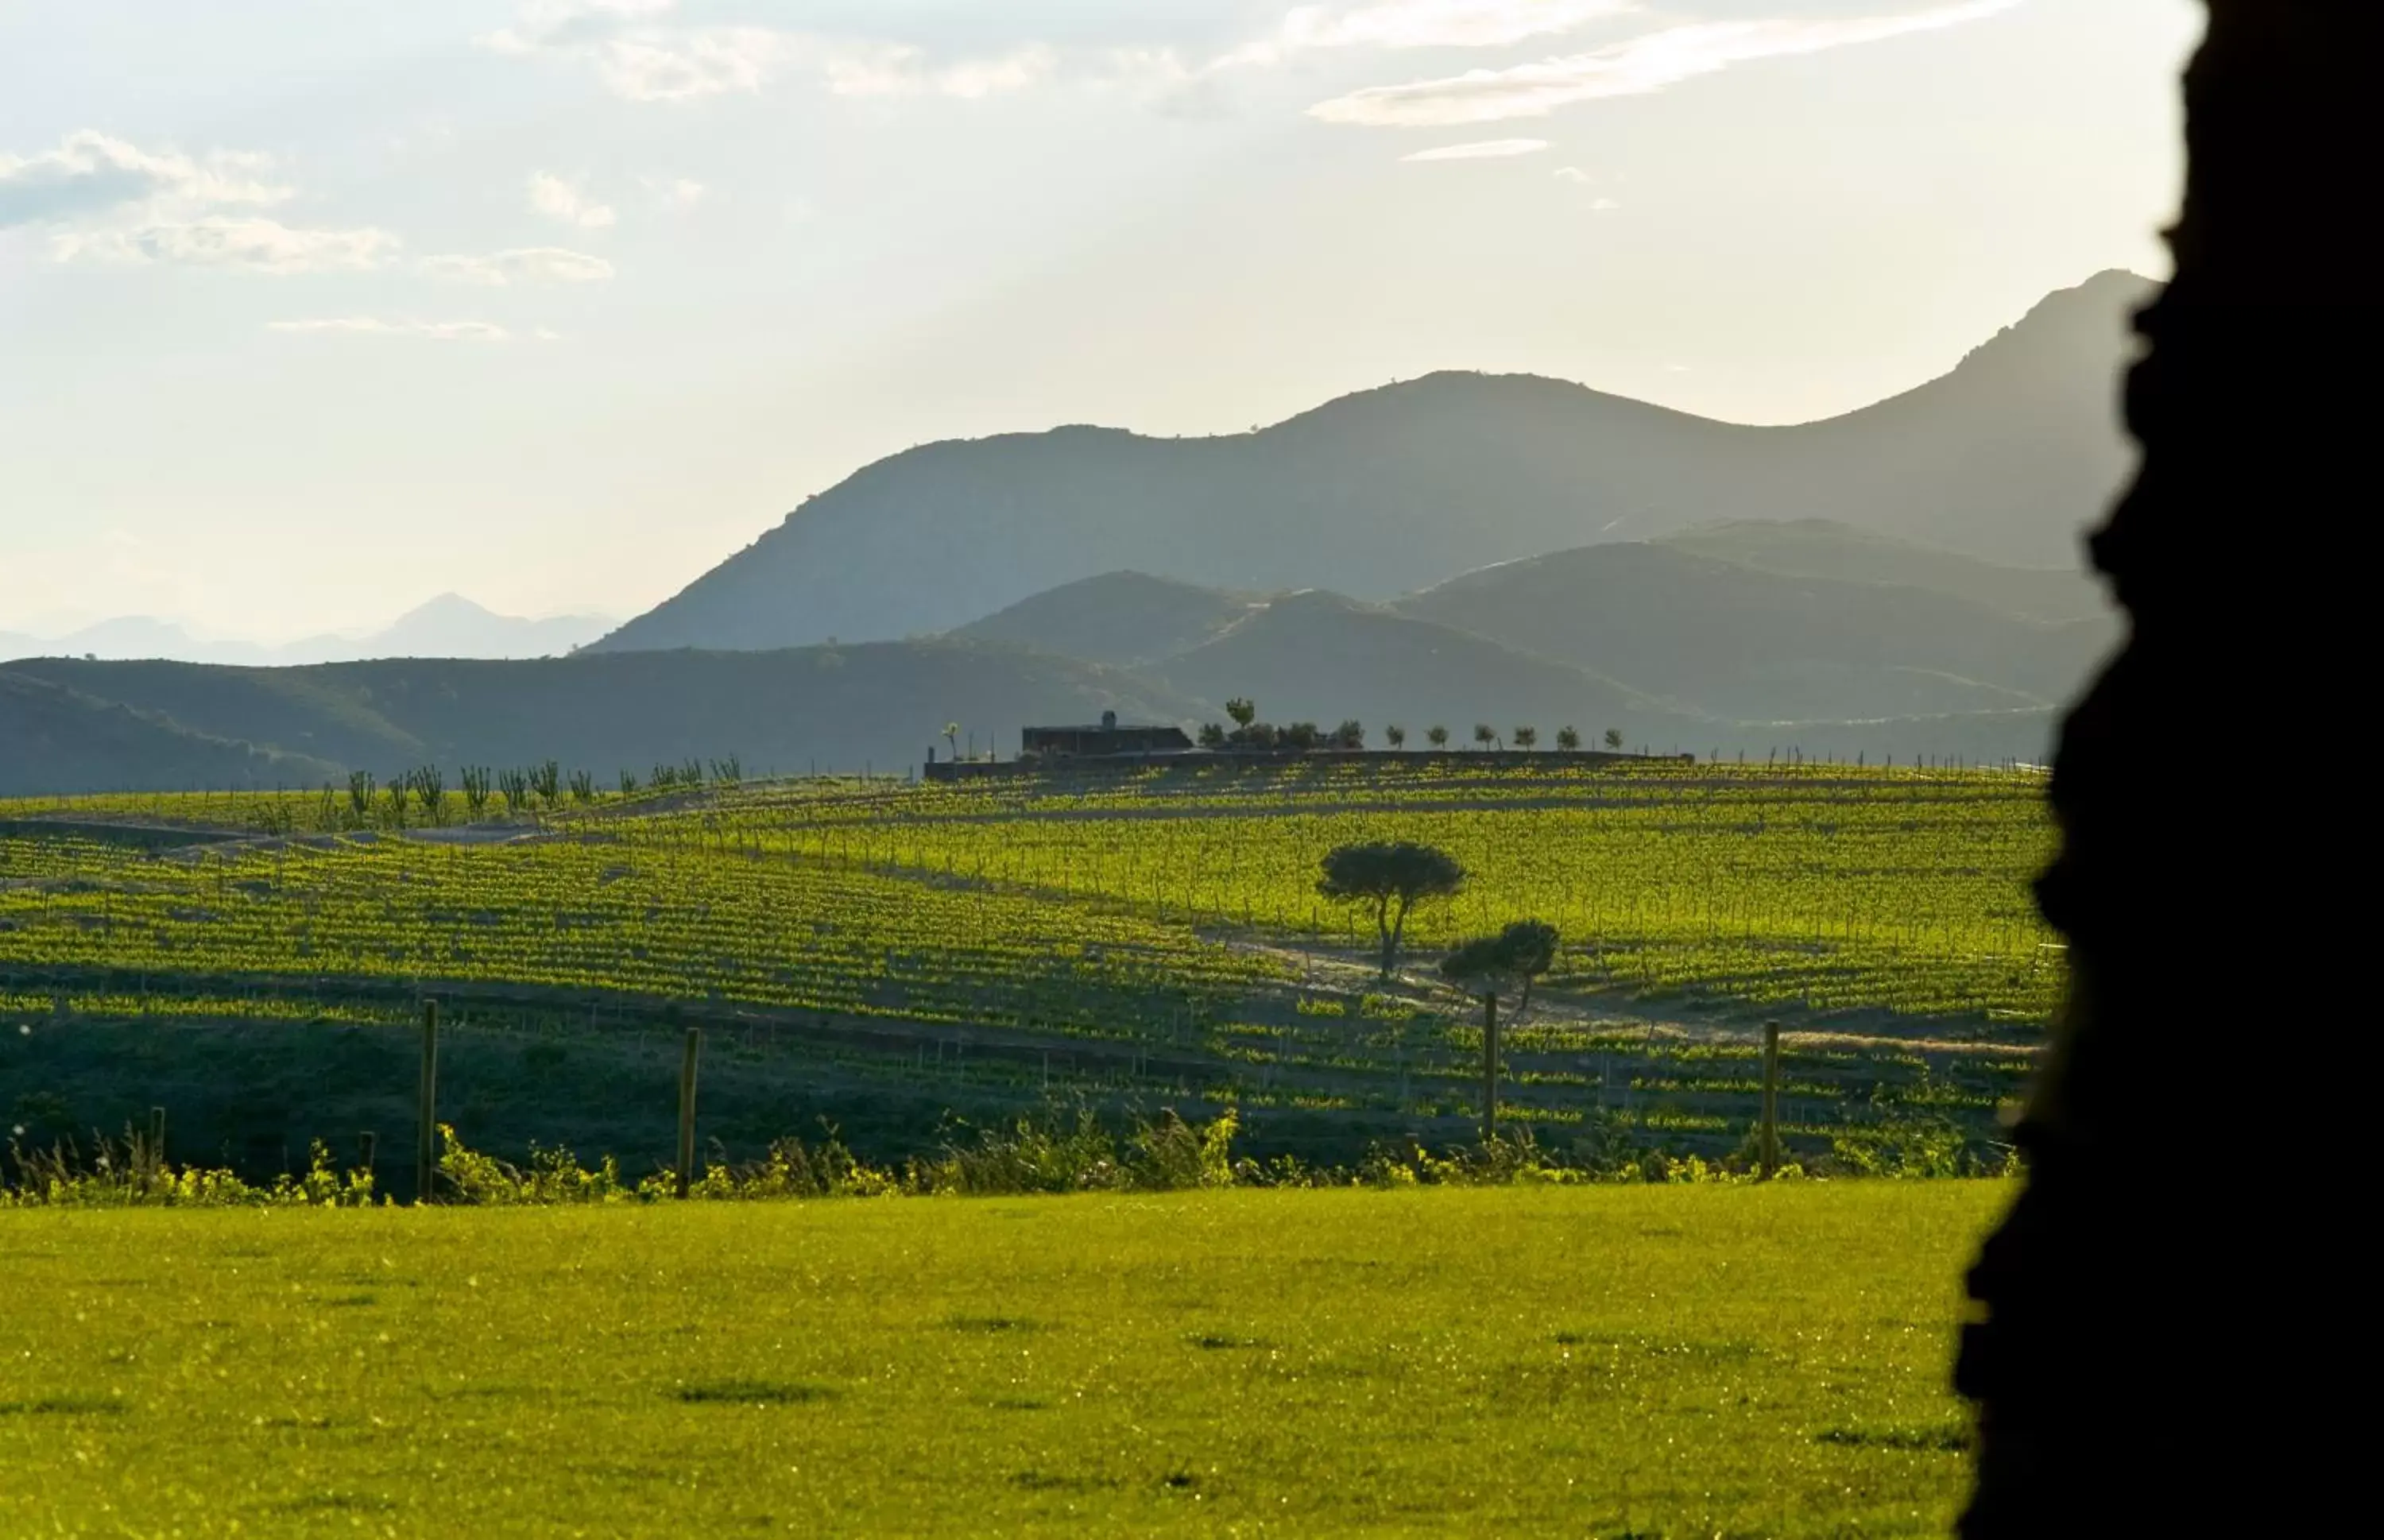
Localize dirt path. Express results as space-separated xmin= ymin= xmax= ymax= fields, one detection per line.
xmin=1211 ymin=930 xmax=2037 ymax=1057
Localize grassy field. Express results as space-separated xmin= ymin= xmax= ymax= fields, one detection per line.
xmin=0 ymin=1182 xmax=2002 ymax=1537
xmin=2 ymin=764 xmax=2049 ymax=1180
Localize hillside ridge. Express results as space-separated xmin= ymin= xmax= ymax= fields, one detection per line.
xmin=593 ymin=271 xmax=2150 ymax=655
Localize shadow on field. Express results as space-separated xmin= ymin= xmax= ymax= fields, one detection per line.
xmin=2 ymin=1010 xmax=1432 ymax=1198
xmin=6 ymin=1015 xmax=970 ymax=1195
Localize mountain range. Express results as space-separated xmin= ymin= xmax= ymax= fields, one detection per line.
xmin=0 ymin=594 xmax=614 ymax=668
xmin=1 ymin=273 xmax=2146 ymax=795
xmin=593 ymin=269 xmax=2150 ymax=655
xmin=0 ymin=519 xmax=2109 ymax=795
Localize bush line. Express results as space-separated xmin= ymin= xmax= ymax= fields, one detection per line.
xmin=3 ymin=1105 xmax=2007 ymax=1208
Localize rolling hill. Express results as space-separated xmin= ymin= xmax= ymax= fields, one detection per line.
xmin=1150 ymin=590 xmax=1694 ymax=746
xmin=954 ymin=572 xmax=1260 ymax=668
xmin=1395 ymin=541 xmax=2114 ymax=722
xmin=0 ymin=670 xmax=344 ymax=797
xmin=1653 ymin=519 xmax=2109 ymax=625
xmin=924 ymin=519 xmax=2113 ymax=733
xmin=593 ymin=270 xmax=2151 ymax=654
xmin=0 ymin=645 xmax=1208 ymax=789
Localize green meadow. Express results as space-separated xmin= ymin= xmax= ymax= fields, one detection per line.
xmin=2 ymin=1182 xmax=2002 ymax=1537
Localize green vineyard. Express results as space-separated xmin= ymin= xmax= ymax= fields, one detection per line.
xmin=1 ymin=761 xmax=2055 ymax=1177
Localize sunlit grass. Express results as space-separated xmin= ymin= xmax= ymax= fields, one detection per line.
xmin=2 ymin=1182 xmax=2000 ymax=1535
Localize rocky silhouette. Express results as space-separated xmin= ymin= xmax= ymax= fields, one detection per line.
xmin=1956 ymin=5 xmax=2361 ymax=1533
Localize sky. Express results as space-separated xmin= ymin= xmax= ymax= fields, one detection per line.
xmin=0 ymin=0 xmax=2200 ymax=643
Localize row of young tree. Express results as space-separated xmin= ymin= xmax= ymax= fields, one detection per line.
xmin=1317 ymin=840 xmax=1558 ymax=1142
xmin=1198 ymin=699 xmax=1626 ymax=754
xmin=323 ymin=756 xmax=745 ymax=830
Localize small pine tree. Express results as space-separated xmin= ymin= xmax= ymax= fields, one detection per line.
xmin=1319 ymin=842 xmax=1467 ymax=981
xmin=1442 ymin=919 xmax=1560 ymax=1144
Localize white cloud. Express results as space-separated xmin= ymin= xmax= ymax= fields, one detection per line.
xmin=528 ymin=171 xmax=616 ymax=228
xmin=478 ymin=0 xmax=674 ymax=56
xmin=268 ymin=317 xmax=512 ymax=342
xmin=1266 ymin=0 xmax=1635 ymax=55
xmin=637 ymin=175 xmax=706 ymax=211
xmin=1 ymin=131 xmax=289 ymax=226
xmin=801 ymin=41 xmax=1058 ymax=100
xmin=1309 ymin=1 xmax=2020 ymax=126
xmin=480 ymin=2 xmax=789 ymax=99
xmin=481 ymin=2 xmax=1062 ymax=103
xmin=1188 ymin=3 xmax=1642 ymax=103
xmin=420 ymin=246 xmax=615 ymax=285
xmin=1550 ymin=167 xmax=1620 ymax=207
xmin=2 ymin=131 xmax=393 ymax=273
xmin=57 ymin=217 xmax=398 ymax=273
xmin=1402 ymin=137 xmax=1550 ymax=161
xmin=594 ymin=28 xmax=788 ymax=100
xmin=888 ymin=44 xmax=1058 ymax=101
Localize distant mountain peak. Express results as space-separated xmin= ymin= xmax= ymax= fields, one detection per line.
xmin=2076 ymin=266 xmax=2158 ymax=295
xmin=1 ymin=594 xmax=618 ymax=666
xmin=1949 ymin=268 xmax=2158 ymax=372
xmin=395 ymin=592 xmax=501 ymax=621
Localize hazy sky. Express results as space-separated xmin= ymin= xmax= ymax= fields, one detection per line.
xmin=0 ymin=0 xmax=2198 ymax=641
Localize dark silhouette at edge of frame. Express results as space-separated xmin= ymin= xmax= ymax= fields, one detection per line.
xmin=1955 ymin=5 xmax=2370 ymax=1533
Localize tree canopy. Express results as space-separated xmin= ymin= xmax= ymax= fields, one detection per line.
xmin=1318 ymin=841 xmax=1465 ymax=981
xmin=1442 ymin=919 xmax=1560 ymax=1143
xmin=1441 ymin=919 xmax=1561 ymax=1004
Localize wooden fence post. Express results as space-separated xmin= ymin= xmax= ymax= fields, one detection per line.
xmin=676 ymin=1027 xmax=702 ymax=1199
xmin=416 ymin=1000 xmax=439 ymax=1203
xmin=1759 ymin=1020 xmax=1782 ymax=1179
xmin=148 ymin=1105 xmax=165 ymax=1160
xmin=1480 ymin=994 xmax=1500 ymax=1146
